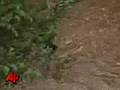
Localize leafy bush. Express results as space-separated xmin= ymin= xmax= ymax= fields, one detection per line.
xmin=0 ymin=0 xmax=80 ymax=86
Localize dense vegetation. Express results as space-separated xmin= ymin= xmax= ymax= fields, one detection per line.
xmin=0 ymin=0 xmax=80 ymax=87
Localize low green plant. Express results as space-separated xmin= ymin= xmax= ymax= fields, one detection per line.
xmin=0 ymin=0 xmax=80 ymax=88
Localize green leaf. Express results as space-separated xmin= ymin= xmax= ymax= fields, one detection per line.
xmin=3 ymin=66 xmax=10 ymax=75
xmin=11 ymin=28 xmax=18 ymax=37
xmin=9 ymin=64 xmax=18 ymax=72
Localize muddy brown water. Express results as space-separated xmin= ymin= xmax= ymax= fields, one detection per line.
xmin=3 ymin=0 xmax=120 ymax=90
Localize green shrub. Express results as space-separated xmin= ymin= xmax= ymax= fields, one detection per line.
xmin=0 ymin=0 xmax=80 ymax=87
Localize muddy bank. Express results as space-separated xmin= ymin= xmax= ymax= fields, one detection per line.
xmin=55 ymin=0 xmax=120 ymax=90
xmin=5 ymin=0 xmax=120 ymax=90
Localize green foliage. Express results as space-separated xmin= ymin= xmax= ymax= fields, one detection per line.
xmin=0 ymin=0 xmax=37 ymax=83
xmin=0 ymin=0 xmax=80 ymax=87
xmin=54 ymin=0 xmax=80 ymax=17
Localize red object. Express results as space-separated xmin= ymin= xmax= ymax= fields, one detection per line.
xmin=6 ymin=72 xmax=19 ymax=83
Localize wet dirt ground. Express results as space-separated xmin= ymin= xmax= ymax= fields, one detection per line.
xmin=4 ymin=0 xmax=120 ymax=90
xmin=54 ymin=0 xmax=120 ymax=89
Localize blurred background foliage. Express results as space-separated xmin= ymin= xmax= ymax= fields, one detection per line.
xmin=0 ymin=0 xmax=80 ymax=86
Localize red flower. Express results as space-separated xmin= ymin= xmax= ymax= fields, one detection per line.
xmin=6 ymin=72 xmax=19 ymax=83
